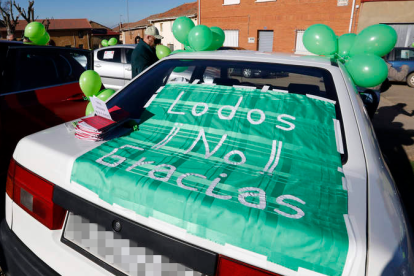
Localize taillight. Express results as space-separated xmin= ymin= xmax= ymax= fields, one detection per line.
xmin=6 ymin=159 xmax=67 ymax=230
xmin=216 ymin=256 xmax=282 ymax=276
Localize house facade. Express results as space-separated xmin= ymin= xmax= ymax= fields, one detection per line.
xmin=149 ymin=2 xmax=198 ymax=51
xmin=117 ymin=16 xmax=157 ymax=45
xmin=357 ymin=0 xmax=414 ymax=47
xmin=119 ymin=1 xmax=197 ymax=50
xmin=200 ymin=0 xmax=362 ymax=54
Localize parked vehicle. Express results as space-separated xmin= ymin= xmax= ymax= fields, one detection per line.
xmin=0 ymin=41 xmax=92 ymax=191
xmin=1 ymin=51 xmax=412 ymax=276
xmin=385 ymin=47 xmax=414 ymax=87
xmin=94 ymin=45 xmax=136 ymax=90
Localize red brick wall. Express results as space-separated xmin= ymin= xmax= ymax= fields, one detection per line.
xmin=123 ymin=29 xmax=145 ymax=44
xmin=200 ymin=0 xmax=362 ymax=53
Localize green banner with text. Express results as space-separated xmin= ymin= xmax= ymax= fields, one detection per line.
xmin=71 ymin=83 xmax=348 ymax=275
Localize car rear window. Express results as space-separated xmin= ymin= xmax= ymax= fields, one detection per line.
xmin=108 ymin=58 xmax=347 ymax=163
xmin=97 ymin=48 xmax=121 ymax=63
xmin=1 ymin=48 xmax=90 ymax=93
xmin=110 ymin=59 xmax=338 ymax=113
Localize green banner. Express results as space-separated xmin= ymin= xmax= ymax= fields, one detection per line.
xmin=71 ymin=83 xmax=348 ymax=275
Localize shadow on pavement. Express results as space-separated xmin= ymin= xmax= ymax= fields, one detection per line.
xmin=373 ymin=103 xmax=414 ymax=223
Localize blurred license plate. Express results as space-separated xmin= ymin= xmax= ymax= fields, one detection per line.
xmin=62 ymin=212 xmax=203 ymax=276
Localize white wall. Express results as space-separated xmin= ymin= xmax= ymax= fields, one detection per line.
xmin=152 ymin=17 xmax=197 ymax=51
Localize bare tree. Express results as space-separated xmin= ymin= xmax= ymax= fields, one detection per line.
xmin=42 ymin=18 xmax=50 ymax=31
xmin=0 ymin=0 xmax=19 ymax=39
xmin=13 ymin=0 xmax=34 ymax=23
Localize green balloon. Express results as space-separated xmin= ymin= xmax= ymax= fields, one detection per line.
xmin=31 ymin=32 xmax=50 ymax=46
xmin=156 ymin=45 xmax=172 ymax=59
xmin=172 ymin=17 xmax=195 ymax=46
xmin=338 ymin=33 xmax=356 ymax=57
xmin=108 ymin=38 xmax=118 ymax=46
xmin=303 ymin=24 xmax=338 ymax=56
xmin=345 ymin=54 xmax=388 ymax=87
xmin=184 ymin=45 xmax=195 ymax=51
xmin=173 ymin=66 xmax=188 ymax=73
xmin=79 ymin=70 xmax=102 ymax=97
xmin=101 ymin=40 xmax=108 ymax=47
xmin=97 ymin=89 xmax=115 ymax=101
xmin=85 ymin=102 xmax=94 ymax=116
xmin=188 ymin=25 xmax=213 ymax=51
xmin=207 ymin=26 xmax=225 ymax=51
xmin=24 ymin=22 xmax=46 ymax=40
xmin=350 ymin=24 xmax=397 ymax=57
xmin=171 ymin=49 xmax=187 ymax=55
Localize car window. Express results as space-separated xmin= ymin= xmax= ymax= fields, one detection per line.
xmin=1 ymin=47 xmax=90 ymax=93
xmin=97 ymin=48 xmax=121 ymax=63
xmin=203 ymin=67 xmax=220 ymax=83
xmin=166 ymin=66 xmax=196 ymax=83
xmin=125 ymin=48 xmax=133 ymax=64
xmin=109 ymin=59 xmax=338 ymax=115
xmin=395 ymin=48 xmax=414 ymax=60
xmin=108 ymin=58 xmax=345 ymax=162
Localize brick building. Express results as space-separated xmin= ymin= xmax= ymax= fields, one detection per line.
xmin=149 ymin=2 xmax=198 ymax=51
xmin=1 ymin=19 xmax=119 ymax=49
xmin=116 ymin=15 xmax=159 ymax=45
xmin=117 ymin=1 xmax=197 ymax=48
xmin=200 ymin=0 xmax=362 ymax=54
xmin=357 ymin=0 xmax=414 ymax=47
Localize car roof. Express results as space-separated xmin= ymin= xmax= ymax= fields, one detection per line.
xmin=94 ymin=44 xmax=136 ymax=51
xmin=0 ymin=40 xmax=24 ymax=45
xmin=164 ymin=50 xmax=336 ymax=67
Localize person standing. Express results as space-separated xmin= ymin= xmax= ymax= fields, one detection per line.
xmin=131 ymin=26 xmax=163 ymax=78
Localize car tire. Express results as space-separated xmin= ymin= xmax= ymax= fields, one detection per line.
xmin=407 ymin=72 xmax=414 ymax=88
xmin=242 ymin=69 xmax=252 ymax=78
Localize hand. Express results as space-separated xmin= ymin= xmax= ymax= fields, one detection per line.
xmin=401 ymin=65 xmax=409 ymax=70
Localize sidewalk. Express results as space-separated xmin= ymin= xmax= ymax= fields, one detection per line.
xmin=373 ymin=83 xmax=414 ymax=161
xmin=372 ymin=83 xmax=414 ymax=219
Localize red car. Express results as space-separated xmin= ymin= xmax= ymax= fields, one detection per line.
xmin=0 ymin=41 xmax=91 ymax=208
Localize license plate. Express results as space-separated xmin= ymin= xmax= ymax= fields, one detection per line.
xmin=62 ymin=212 xmax=203 ymax=276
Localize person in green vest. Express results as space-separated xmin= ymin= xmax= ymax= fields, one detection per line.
xmin=131 ymin=26 xmax=163 ymax=78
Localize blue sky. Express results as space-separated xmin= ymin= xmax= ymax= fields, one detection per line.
xmin=26 ymin=0 xmax=194 ymax=29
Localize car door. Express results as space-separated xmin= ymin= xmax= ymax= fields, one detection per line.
xmin=123 ymin=47 xmax=134 ymax=86
xmin=0 ymin=46 xmax=91 ymax=178
xmin=94 ymin=47 xmax=124 ymax=90
xmin=388 ymin=48 xmax=414 ymax=80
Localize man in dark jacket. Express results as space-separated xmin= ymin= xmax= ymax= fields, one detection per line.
xmin=131 ymin=26 xmax=163 ymax=78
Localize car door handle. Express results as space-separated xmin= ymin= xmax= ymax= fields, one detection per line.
xmin=66 ymin=93 xmax=85 ymax=101
xmin=125 ymin=68 xmax=131 ymax=71
xmin=95 ymin=64 xmax=102 ymax=68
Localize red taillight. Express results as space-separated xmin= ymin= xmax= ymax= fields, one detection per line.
xmin=6 ymin=159 xmax=67 ymax=230
xmin=216 ymin=256 xmax=282 ymax=276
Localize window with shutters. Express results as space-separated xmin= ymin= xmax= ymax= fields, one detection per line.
xmin=223 ymin=0 xmax=240 ymax=5
xmin=294 ymin=30 xmax=313 ymax=55
xmin=223 ymin=30 xmax=239 ymax=47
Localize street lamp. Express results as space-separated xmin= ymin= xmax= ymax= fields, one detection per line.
xmin=124 ymin=0 xmax=129 ymax=24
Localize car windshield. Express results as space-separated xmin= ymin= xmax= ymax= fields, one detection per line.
xmin=109 ymin=59 xmax=338 ymax=116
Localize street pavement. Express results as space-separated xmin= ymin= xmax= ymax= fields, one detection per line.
xmin=372 ymin=82 xmax=414 ymax=223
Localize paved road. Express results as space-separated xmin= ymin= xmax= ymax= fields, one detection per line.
xmin=372 ymin=82 xmax=414 ymax=223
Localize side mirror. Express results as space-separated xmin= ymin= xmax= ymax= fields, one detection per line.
xmin=359 ymin=89 xmax=380 ymax=120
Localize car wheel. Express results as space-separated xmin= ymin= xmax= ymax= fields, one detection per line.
xmin=243 ymin=69 xmax=252 ymax=78
xmin=407 ymin=72 xmax=414 ymax=88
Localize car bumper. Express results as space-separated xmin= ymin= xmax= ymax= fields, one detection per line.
xmin=0 ymin=219 xmax=59 ymax=276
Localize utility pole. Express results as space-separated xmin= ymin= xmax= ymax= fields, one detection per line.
xmin=126 ymin=0 xmax=129 ymax=24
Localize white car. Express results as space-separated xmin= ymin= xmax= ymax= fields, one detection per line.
xmin=1 ymin=51 xmax=413 ymax=276
xmin=94 ymin=45 xmax=136 ymax=91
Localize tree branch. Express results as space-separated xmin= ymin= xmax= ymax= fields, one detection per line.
xmin=13 ymin=0 xmax=33 ymax=23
